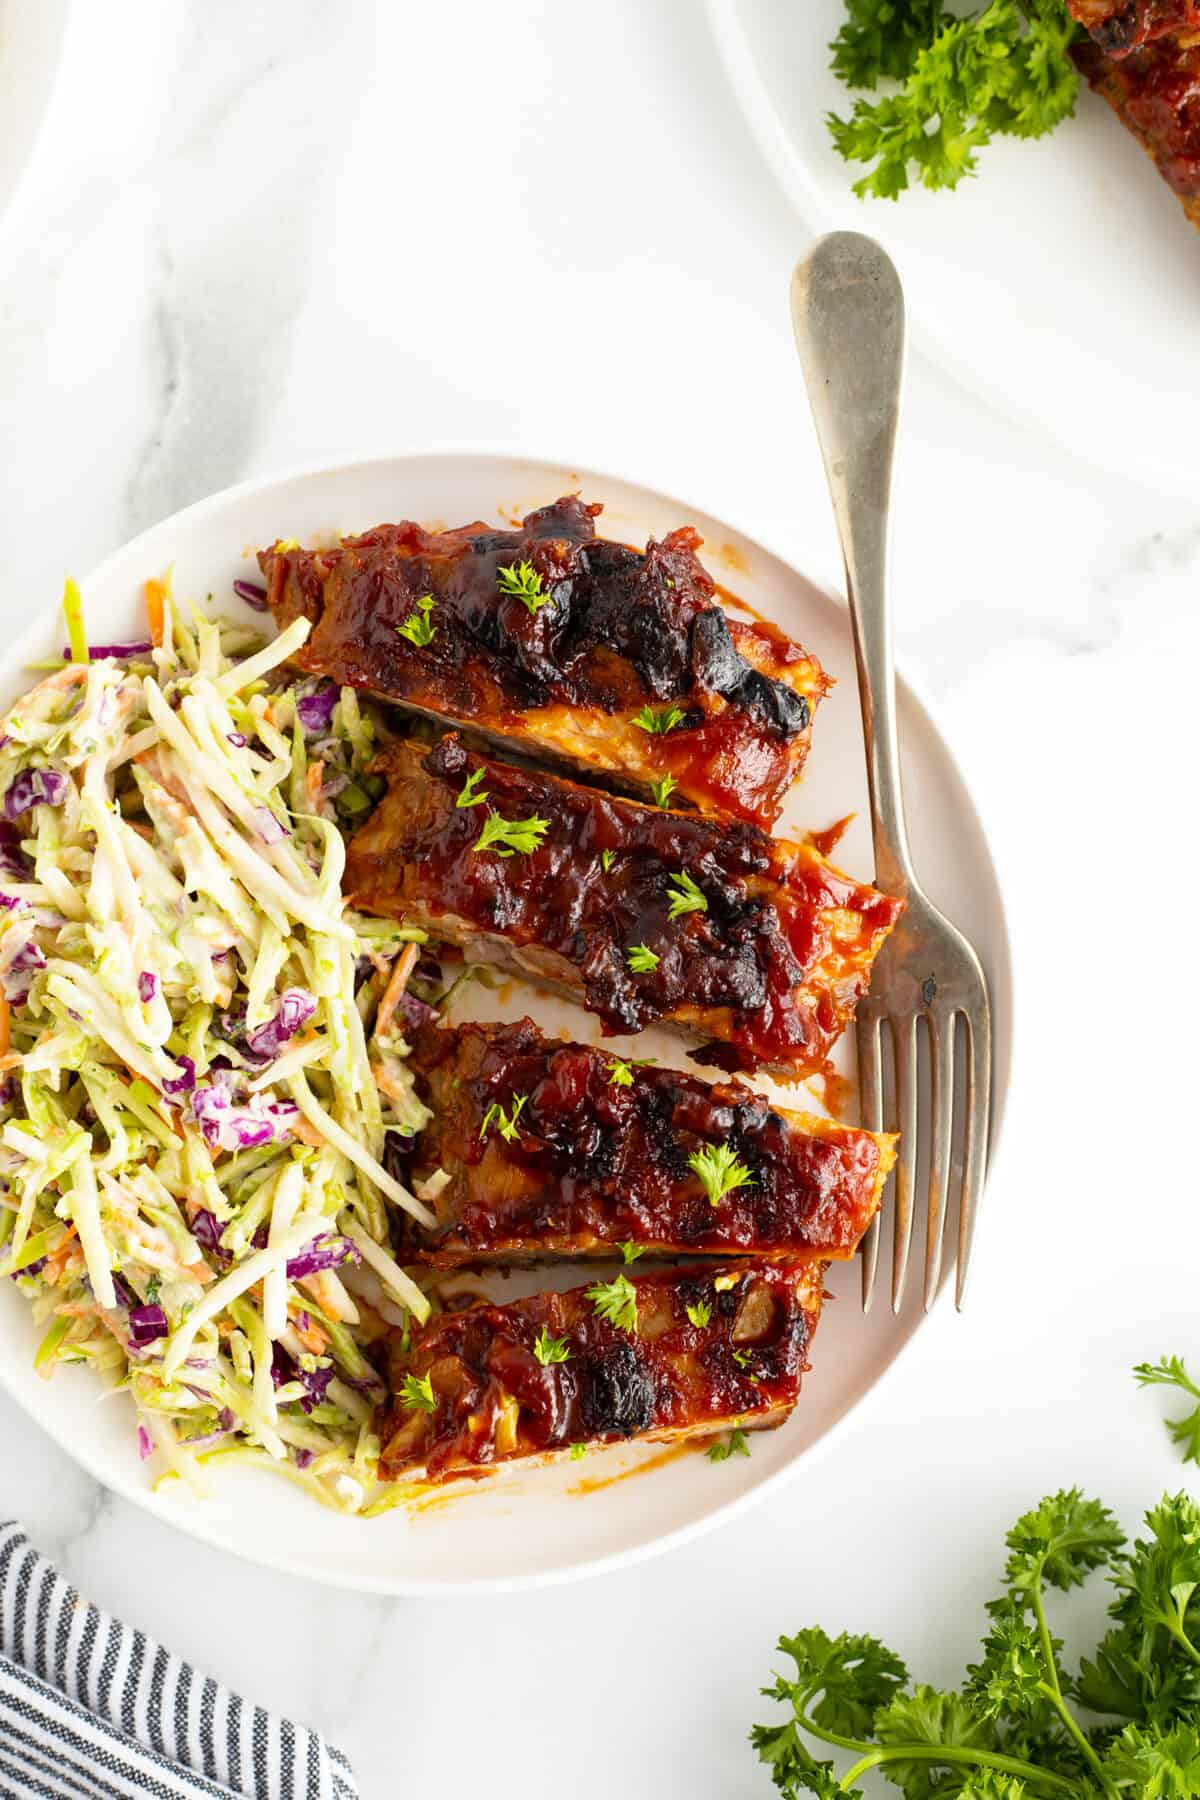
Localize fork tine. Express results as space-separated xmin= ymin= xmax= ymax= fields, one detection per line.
xmin=855 ymin=1010 xmax=884 ymax=1312
xmin=923 ymin=1012 xmax=955 ymax=1310
xmin=889 ymin=1014 xmax=918 ymax=1312
xmin=955 ymin=1002 xmax=992 ymax=1309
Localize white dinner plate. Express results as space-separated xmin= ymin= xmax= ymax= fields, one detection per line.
xmin=0 ymin=0 xmax=72 ymax=246
xmin=0 ymin=452 xmax=1012 ymax=1593
xmin=707 ymin=0 xmax=1200 ymax=496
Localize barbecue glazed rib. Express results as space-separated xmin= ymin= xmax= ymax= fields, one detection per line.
xmin=346 ymin=735 xmax=903 ymax=1076
xmin=1066 ymin=0 xmax=1200 ymax=53
xmin=377 ymin=1260 xmax=822 ymax=1482
xmin=1073 ymin=32 xmax=1200 ymax=224
xmin=260 ymin=496 xmax=829 ymax=830
xmin=391 ymin=1017 xmax=895 ymax=1266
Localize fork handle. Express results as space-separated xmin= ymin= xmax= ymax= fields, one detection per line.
xmin=790 ymin=232 xmax=914 ymax=897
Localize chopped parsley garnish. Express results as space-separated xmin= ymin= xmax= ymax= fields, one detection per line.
xmin=732 ymin=1348 xmax=752 ymax=1368
xmin=608 ymin=1056 xmax=652 ymax=1087
xmin=533 ymin=1325 xmax=571 ymax=1366
xmin=666 ymin=871 xmax=707 ymax=919
xmin=396 ymin=594 xmax=436 ymax=647
xmin=479 ymin=1094 xmax=527 ymax=1143
xmin=399 ymin=1371 xmax=436 ymax=1414
xmin=497 ymin=560 xmax=550 ymax=613
xmin=688 ymin=1141 xmax=755 ymax=1207
xmin=570 ymin=1443 xmax=587 ymax=1461
xmin=632 ymin=704 xmax=686 ymax=735
xmin=586 ymin=1273 xmax=639 ymax=1334
xmin=685 ymin=1299 xmax=712 ymax=1329
xmin=707 ymin=1428 xmax=750 ymax=1463
xmin=600 ymin=849 xmax=614 ymax=873
xmin=650 ymin=774 xmax=678 ymax=809
xmin=473 ymin=810 xmax=549 ymax=857
xmin=618 ymin=1241 xmax=644 ymax=1265
xmin=626 ymin=943 xmax=660 ymax=974
xmin=456 ymin=768 xmax=489 ymax=809
xmin=145 ymin=1275 xmax=162 ymax=1304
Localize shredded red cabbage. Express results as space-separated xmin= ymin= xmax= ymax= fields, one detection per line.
xmin=137 ymin=1424 xmax=154 ymax=1461
xmin=253 ymin=806 xmax=289 ymax=846
xmin=286 ymin=1234 xmax=358 ymax=1281
xmin=0 ymin=826 xmax=33 ymax=881
xmin=4 ymin=940 xmax=46 ymax=1003
xmin=128 ymin=1304 xmax=169 ymax=1346
xmin=162 ymin=1054 xmax=196 ymax=1098
xmin=190 ymin=1083 xmax=300 ymax=1151
xmin=137 ymin=971 xmax=158 ymax=1003
xmin=60 ymin=641 xmax=153 ymax=660
xmin=244 ymin=988 xmax=316 ymax=1061
xmin=4 ymin=768 xmax=68 ymax=818
xmin=233 ymin=579 xmax=270 ymax=612
xmin=295 ymin=683 xmax=339 ymax=733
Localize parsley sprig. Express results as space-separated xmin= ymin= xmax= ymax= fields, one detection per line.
xmin=472 ymin=810 xmax=549 ymax=857
xmin=688 ymin=1141 xmax=755 ymax=1207
xmin=497 ymin=560 xmax=550 ymax=613
xmin=632 ymin=704 xmax=686 ymax=735
xmin=479 ymin=1094 xmax=527 ymax=1143
xmin=533 ymin=1325 xmax=570 ymax=1366
xmin=399 ymin=1371 xmax=436 ymax=1414
xmin=586 ymin=1273 xmax=639 ymax=1334
xmin=1134 ymin=1355 xmax=1200 ymax=1466
xmin=825 ymin=0 xmax=1081 ymax=200
xmin=396 ymin=593 xmax=436 ymax=647
xmin=751 ymin=1474 xmax=1200 ymax=1800
xmin=666 ymin=871 xmax=707 ymax=919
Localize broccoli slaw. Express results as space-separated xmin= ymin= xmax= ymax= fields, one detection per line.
xmin=0 ymin=575 xmax=441 ymax=1514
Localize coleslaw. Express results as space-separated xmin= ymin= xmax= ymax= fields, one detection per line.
xmin=0 ymin=575 xmax=440 ymax=1514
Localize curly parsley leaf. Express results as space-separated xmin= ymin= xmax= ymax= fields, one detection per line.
xmin=666 ymin=870 xmax=708 ymax=918
xmin=966 ymin=1599 xmax=1053 ymax=1724
xmin=1135 ymin=1356 xmax=1200 ymax=1467
xmin=632 ymin=704 xmax=686 ymax=735
xmin=1101 ymin=1721 xmax=1200 ymax=1798
xmin=1109 ymin=1494 xmax=1200 ymax=1663
xmin=706 ymin=1428 xmax=750 ymax=1463
xmin=396 ymin=593 xmax=436 ymax=647
xmin=626 ymin=942 xmax=660 ymax=974
xmin=750 ymin=1719 xmax=852 ymax=1800
xmin=830 ymin=0 xmax=945 ymax=90
xmin=399 ymin=1371 xmax=436 ymax=1414
xmin=873 ymin=1686 xmax=998 ymax=1797
xmin=479 ymin=1093 xmax=527 ymax=1143
xmin=472 ymin=810 xmax=549 ymax=857
xmin=496 ymin=560 xmax=550 ymax=613
xmin=1003 ymin=1488 xmax=1124 ymax=1594
xmin=533 ymin=1325 xmax=570 ymax=1366
xmin=586 ymin=1272 xmax=639 ymax=1333
xmin=688 ymin=1140 xmax=755 ymax=1207
xmin=826 ymin=0 xmax=1080 ymax=200
xmin=768 ymin=1628 xmax=908 ymax=1740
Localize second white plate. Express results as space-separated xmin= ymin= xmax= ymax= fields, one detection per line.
xmin=708 ymin=0 xmax=1200 ymax=496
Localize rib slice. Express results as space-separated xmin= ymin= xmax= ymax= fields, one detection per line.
xmin=1065 ymin=0 xmax=1200 ymax=54
xmin=377 ymin=1260 xmax=822 ymax=1482
xmin=1072 ymin=31 xmax=1200 ymax=225
xmin=260 ymin=495 xmax=829 ymax=829
xmin=346 ymin=734 xmax=903 ymax=1077
xmin=391 ymin=1017 xmax=894 ymax=1265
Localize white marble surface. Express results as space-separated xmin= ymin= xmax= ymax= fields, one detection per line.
xmin=1 ymin=4 xmax=1198 ymax=1795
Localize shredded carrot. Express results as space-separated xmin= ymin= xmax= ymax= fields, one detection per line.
xmin=375 ymin=941 xmax=419 ymax=1040
xmin=145 ymin=578 xmax=168 ymax=648
xmin=0 ymin=997 xmax=10 ymax=1059
xmin=184 ymin=1261 xmax=215 ymax=1287
xmin=305 ymin=759 xmax=325 ymax=811
xmin=288 ymin=1299 xmax=329 ymax=1355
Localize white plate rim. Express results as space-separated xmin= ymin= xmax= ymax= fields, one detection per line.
xmin=703 ymin=0 xmax=1192 ymax=499
xmin=0 ymin=446 xmax=1015 ymax=1594
xmin=0 ymin=0 xmax=74 ymax=260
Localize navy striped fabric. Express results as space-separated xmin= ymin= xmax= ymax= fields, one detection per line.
xmin=0 ymin=1524 xmax=358 ymax=1799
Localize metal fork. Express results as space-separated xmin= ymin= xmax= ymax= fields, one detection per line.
xmin=790 ymin=231 xmax=992 ymax=1313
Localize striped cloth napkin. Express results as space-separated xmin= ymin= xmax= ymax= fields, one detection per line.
xmin=0 ymin=1522 xmax=358 ymax=1799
